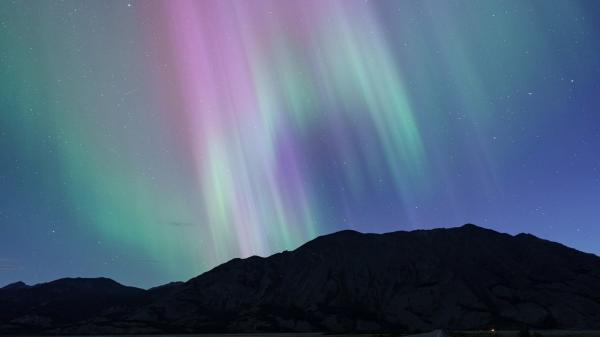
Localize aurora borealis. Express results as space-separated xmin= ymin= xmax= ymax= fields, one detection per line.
xmin=1 ymin=0 xmax=600 ymax=288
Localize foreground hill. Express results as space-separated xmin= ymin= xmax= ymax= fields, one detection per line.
xmin=0 ymin=277 xmax=150 ymax=333
xmin=2 ymin=224 xmax=600 ymax=334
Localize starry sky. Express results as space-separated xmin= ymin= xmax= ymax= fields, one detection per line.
xmin=1 ymin=0 xmax=600 ymax=289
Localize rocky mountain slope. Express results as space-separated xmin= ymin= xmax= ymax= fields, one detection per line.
xmin=2 ymin=224 xmax=600 ymax=334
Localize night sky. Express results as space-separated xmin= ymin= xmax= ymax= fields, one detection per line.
xmin=1 ymin=0 xmax=600 ymax=289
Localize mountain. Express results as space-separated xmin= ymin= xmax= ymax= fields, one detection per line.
xmin=132 ymin=224 xmax=600 ymax=332
xmin=2 ymin=224 xmax=600 ymax=334
xmin=0 ymin=277 xmax=151 ymax=334
xmin=0 ymin=281 xmax=29 ymax=290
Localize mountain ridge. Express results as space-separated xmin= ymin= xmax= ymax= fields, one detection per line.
xmin=2 ymin=224 xmax=595 ymax=291
xmin=2 ymin=224 xmax=600 ymax=334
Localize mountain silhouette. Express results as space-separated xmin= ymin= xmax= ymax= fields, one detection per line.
xmin=2 ymin=224 xmax=600 ymax=334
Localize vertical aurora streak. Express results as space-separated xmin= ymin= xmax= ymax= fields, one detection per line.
xmin=2 ymin=0 xmax=600 ymax=287
xmin=159 ymin=0 xmax=425 ymax=261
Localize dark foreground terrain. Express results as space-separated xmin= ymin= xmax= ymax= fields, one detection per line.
xmin=452 ymin=331 xmax=600 ymax=337
xmin=2 ymin=224 xmax=600 ymax=334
